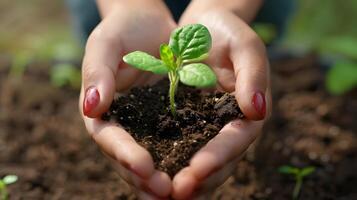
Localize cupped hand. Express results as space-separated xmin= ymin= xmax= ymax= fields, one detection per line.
xmin=172 ymin=9 xmax=272 ymax=199
xmin=79 ymin=2 xmax=176 ymax=198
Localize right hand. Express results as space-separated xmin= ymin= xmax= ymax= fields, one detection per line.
xmin=79 ymin=1 xmax=176 ymax=198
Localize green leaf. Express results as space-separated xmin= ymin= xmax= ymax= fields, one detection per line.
xmin=123 ymin=51 xmax=169 ymax=74
xmin=160 ymin=44 xmax=175 ymax=70
xmin=300 ymin=167 xmax=316 ymax=177
xmin=169 ymin=24 xmax=212 ymax=61
xmin=278 ymin=166 xmax=299 ymax=175
xmin=182 ymin=53 xmax=209 ymax=64
xmin=178 ymin=63 xmax=216 ymax=88
xmin=2 ymin=175 xmax=18 ymax=185
xmin=326 ymin=61 xmax=357 ymax=95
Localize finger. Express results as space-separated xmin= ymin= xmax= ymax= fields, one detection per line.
xmin=107 ymin=154 xmax=172 ymax=197
xmin=230 ymin=31 xmax=270 ymax=120
xmin=172 ymin=168 xmax=198 ymax=200
xmin=147 ymin=171 xmax=172 ymax=197
xmin=81 ymin=21 xmax=121 ymax=118
xmin=105 ymin=153 xmax=142 ymax=185
xmin=192 ymin=157 xmax=240 ymax=197
xmin=84 ymin=118 xmax=154 ymax=179
xmin=189 ymin=119 xmax=263 ymax=181
xmin=172 ymin=156 xmax=240 ymax=199
xmin=266 ymin=85 xmax=273 ymax=119
xmin=134 ymin=189 xmax=168 ymax=200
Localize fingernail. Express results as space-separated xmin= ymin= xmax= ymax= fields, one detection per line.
xmin=252 ymin=91 xmax=266 ymax=118
xmin=83 ymin=86 xmax=100 ymax=116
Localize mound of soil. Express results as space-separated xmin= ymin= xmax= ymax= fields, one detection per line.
xmin=102 ymin=80 xmax=244 ymax=177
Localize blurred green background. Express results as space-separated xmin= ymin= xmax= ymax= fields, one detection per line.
xmin=1 ymin=0 xmax=357 ymax=94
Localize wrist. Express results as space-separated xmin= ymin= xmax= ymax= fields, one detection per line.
xmin=97 ymin=0 xmax=171 ymax=18
xmin=184 ymin=0 xmax=263 ymax=23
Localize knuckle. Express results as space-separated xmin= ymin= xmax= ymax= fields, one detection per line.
xmin=253 ymin=65 xmax=268 ymax=81
xmin=246 ymin=29 xmax=263 ymax=45
xmin=82 ymin=64 xmax=98 ymax=84
xmin=87 ymin=26 xmax=118 ymax=50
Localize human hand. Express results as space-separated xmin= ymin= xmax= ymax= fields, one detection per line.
xmin=172 ymin=8 xmax=272 ymax=199
xmin=79 ymin=1 xmax=176 ymax=198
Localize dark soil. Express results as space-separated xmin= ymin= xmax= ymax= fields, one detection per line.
xmin=102 ymin=80 xmax=244 ymax=177
xmin=0 ymin=54 xmax=356 ymax=199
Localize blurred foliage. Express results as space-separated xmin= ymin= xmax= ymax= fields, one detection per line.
xmin=283 ymin=0 xmax=357 ymax=95
xmin=2 ymin=0 xmax=357 ymax=92
xmin=253 ymin=23 xmax=277 ymax=44
xmin=283 ymin=0 xmax=357 ymax=52
xmin=0 ymin=0 xmax=82 ymax=89
xmin=318 ymin=36 xmax=357 ymax=60
xmin=9 ymin=51 xmax=31 ymax=78
xmin=8 ymin=28 xmax=83 ymax=89
xmin=51 ymin=63 xmax=81 ymax=89
xmin=11 ymin=28 xmax=82 ymax=62
xmin=326 ymin=61 xmax=357 ymax=95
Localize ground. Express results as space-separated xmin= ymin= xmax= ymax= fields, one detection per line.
xmin=1 ymin=0 xmax=356 ymax=199
xmin=0 ymin=55 xmax=356 ymax=199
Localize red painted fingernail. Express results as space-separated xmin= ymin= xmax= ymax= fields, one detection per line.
xmin=252 ymin=91 xmax=266 ymax=118
xmin=83 ymin=86 xmax=100 ymax=116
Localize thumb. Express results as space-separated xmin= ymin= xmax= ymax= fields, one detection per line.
xmin=231 ymin=36 xmax=269 ymax=120
xmin=81 ymin=26 xmax=121 ymax=118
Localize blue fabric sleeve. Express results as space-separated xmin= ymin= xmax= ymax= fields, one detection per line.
xmin=255 ymin=0 xmax=296 ymax=37
xmin=65 ymin=0 xmax=100 ymax=45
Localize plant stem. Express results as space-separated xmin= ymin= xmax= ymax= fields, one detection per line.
xmin=169 ymin=71 xmax=179 ymax=116
xmin=0 ymin=181 xmax=6 ymax=200
xmin=2 ymin=189 xmax=8 ymax=200
xmin=293 ymin=176 xmax=303 ymax=200
xmin=168 ymin=57 xmax=182 ymax=117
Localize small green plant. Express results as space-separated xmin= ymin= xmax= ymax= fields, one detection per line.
xmin=278 ymin=165 xmax=315 ymax=200
xmin=0 ymin=175 xmax=18 ymax=200
xmin=123 ymin=24 xmax=217 ymax=116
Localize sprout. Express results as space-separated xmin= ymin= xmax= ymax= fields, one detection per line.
xmin=0 ymin=175 xmax=18 ymax=200
xmin=123 ymin=24 xmax=217 ymax=116
xmin=278 ymin=165 xmax=315 ymax=200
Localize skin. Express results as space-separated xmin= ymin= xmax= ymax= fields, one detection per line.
xmin=80 ymin=0 xmax=271 ymax=199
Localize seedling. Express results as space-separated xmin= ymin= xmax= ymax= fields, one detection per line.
xmin=123 ymin=24 xmax=217 ymax=116
xmin=0 ymin=175 xmax=18 ymax=200
xmin=278 ymin=165 xmax=315 ymax=200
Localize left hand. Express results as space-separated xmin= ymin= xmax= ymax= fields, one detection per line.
xmin=172 ymin=8 xmax=272 ymax=199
